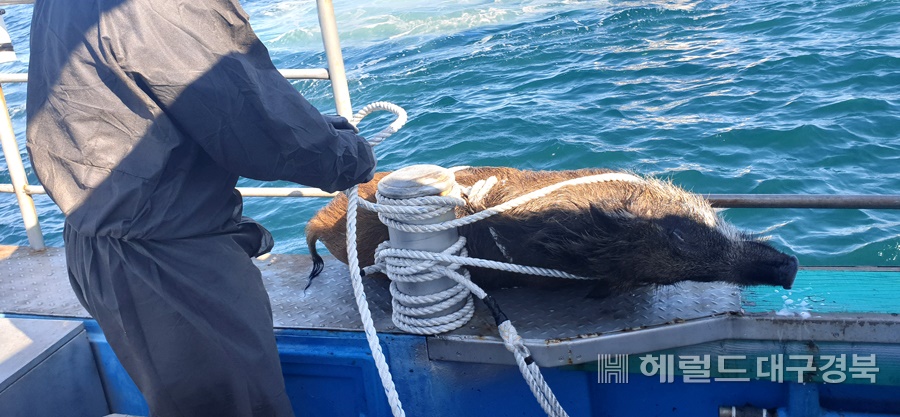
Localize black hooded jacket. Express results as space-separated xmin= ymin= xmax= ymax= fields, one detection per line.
xmin=26 ymin=0 xmax=375 ymax=240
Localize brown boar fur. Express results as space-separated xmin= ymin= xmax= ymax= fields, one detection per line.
xmin=306 ymin=166 xmax=798 ymax=292
xmin=307 ymin=167 xmax=616 ymax=288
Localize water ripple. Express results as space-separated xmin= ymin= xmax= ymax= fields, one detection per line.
xmin=0 ymin=0 xmax=897 ymax=266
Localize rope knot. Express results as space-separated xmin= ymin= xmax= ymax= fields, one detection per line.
xmin=463 ymin=176 xmax=498 ymax=205
xmin=499 ymin=320 xmax=530 ymax=358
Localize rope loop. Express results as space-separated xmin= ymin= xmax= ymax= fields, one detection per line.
xmin=351 ymin=101 xmax=408 ymax=146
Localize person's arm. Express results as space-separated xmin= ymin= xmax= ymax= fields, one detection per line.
xmin=116 ymin=0 xmax=375 ymax=192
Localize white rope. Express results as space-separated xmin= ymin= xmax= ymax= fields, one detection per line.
xmin=342 ymin=102 xmax=643 ymax=417
xmin=345 ymin=186 xmax=406 ymax=417
xmin=351 ymin=101 xmax=408 ymax=146
xmin=371 ymin=238 xmax=590 ymax=280
xmin=359 ymin=171 xmax=644 ymax=417
xmin=356 ymin=173 xmax=643 ymax=417
xmin=465 ymin=176 xmax=498 ymax=205
xmin=500 ymin=322 xmax=568 ymax=417
xmin=378 ymin=238 xmax=479 ymax=334
xmin=344 ymin=103 xmax=408 ymax=417
xmin=361 ymin=172 xmax=644 ymax=233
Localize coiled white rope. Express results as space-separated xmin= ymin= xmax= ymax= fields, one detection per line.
xmin=374 ymin=236 xmax=477 ymax=335
xmin=344 ymin=102 xmax=644 ymax=417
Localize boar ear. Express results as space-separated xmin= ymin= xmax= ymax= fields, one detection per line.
xmin=589 ymin=203 xmax=626 ymax=232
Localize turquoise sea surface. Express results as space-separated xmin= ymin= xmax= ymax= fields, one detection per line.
xmin=0 ymin=0 xmax=898 ymax=270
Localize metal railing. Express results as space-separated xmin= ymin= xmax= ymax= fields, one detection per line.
xmin=2 ymin=0 xmax=900 ymax=251
xmin=706 ymin=194 xmax=900 ymax=209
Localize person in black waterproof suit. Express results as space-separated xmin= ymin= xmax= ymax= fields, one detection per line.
xmin=25 ymin=0 xmax=375 ymax=416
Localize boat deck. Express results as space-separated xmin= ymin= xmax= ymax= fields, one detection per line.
xmin=2 ymin=244 xmax=899 ymax=367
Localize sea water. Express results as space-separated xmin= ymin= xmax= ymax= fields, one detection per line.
xmin=0 ymin=0 xmax=897 ymax=268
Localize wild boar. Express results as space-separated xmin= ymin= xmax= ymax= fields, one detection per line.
xmin=306 ymin=167 xmax=798 ymax=293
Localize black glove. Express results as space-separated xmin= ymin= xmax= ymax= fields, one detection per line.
xmin=323 ymin=114 xmax=359 ymax=133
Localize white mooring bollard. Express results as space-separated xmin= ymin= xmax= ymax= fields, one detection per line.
xmin=376 ymin=164 xmax=468 ymax=320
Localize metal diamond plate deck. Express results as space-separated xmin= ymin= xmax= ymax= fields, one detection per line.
xmin=260 ymin=252 xmax=398 ymax=331
xmin=444 ymin=281 xmax=741 ymax=340
xmin=0 ymin=246 xmax=83 ymax=318
xmin=0 ymin=245 xmax=401 ymax=331
xmin=5 ymin=245 xmax=900 ymax=367
xmin=0 ymin=245 xmax=740 ymax=338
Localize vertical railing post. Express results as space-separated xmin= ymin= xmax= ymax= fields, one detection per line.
xmin=316 ymin=0 xmax=353 ymax=118
xmin=0 ymin=84 xmax=44 ymax=250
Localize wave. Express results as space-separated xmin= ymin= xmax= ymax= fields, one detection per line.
xmin=245 ymin=0 xmax=604 ymax=50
